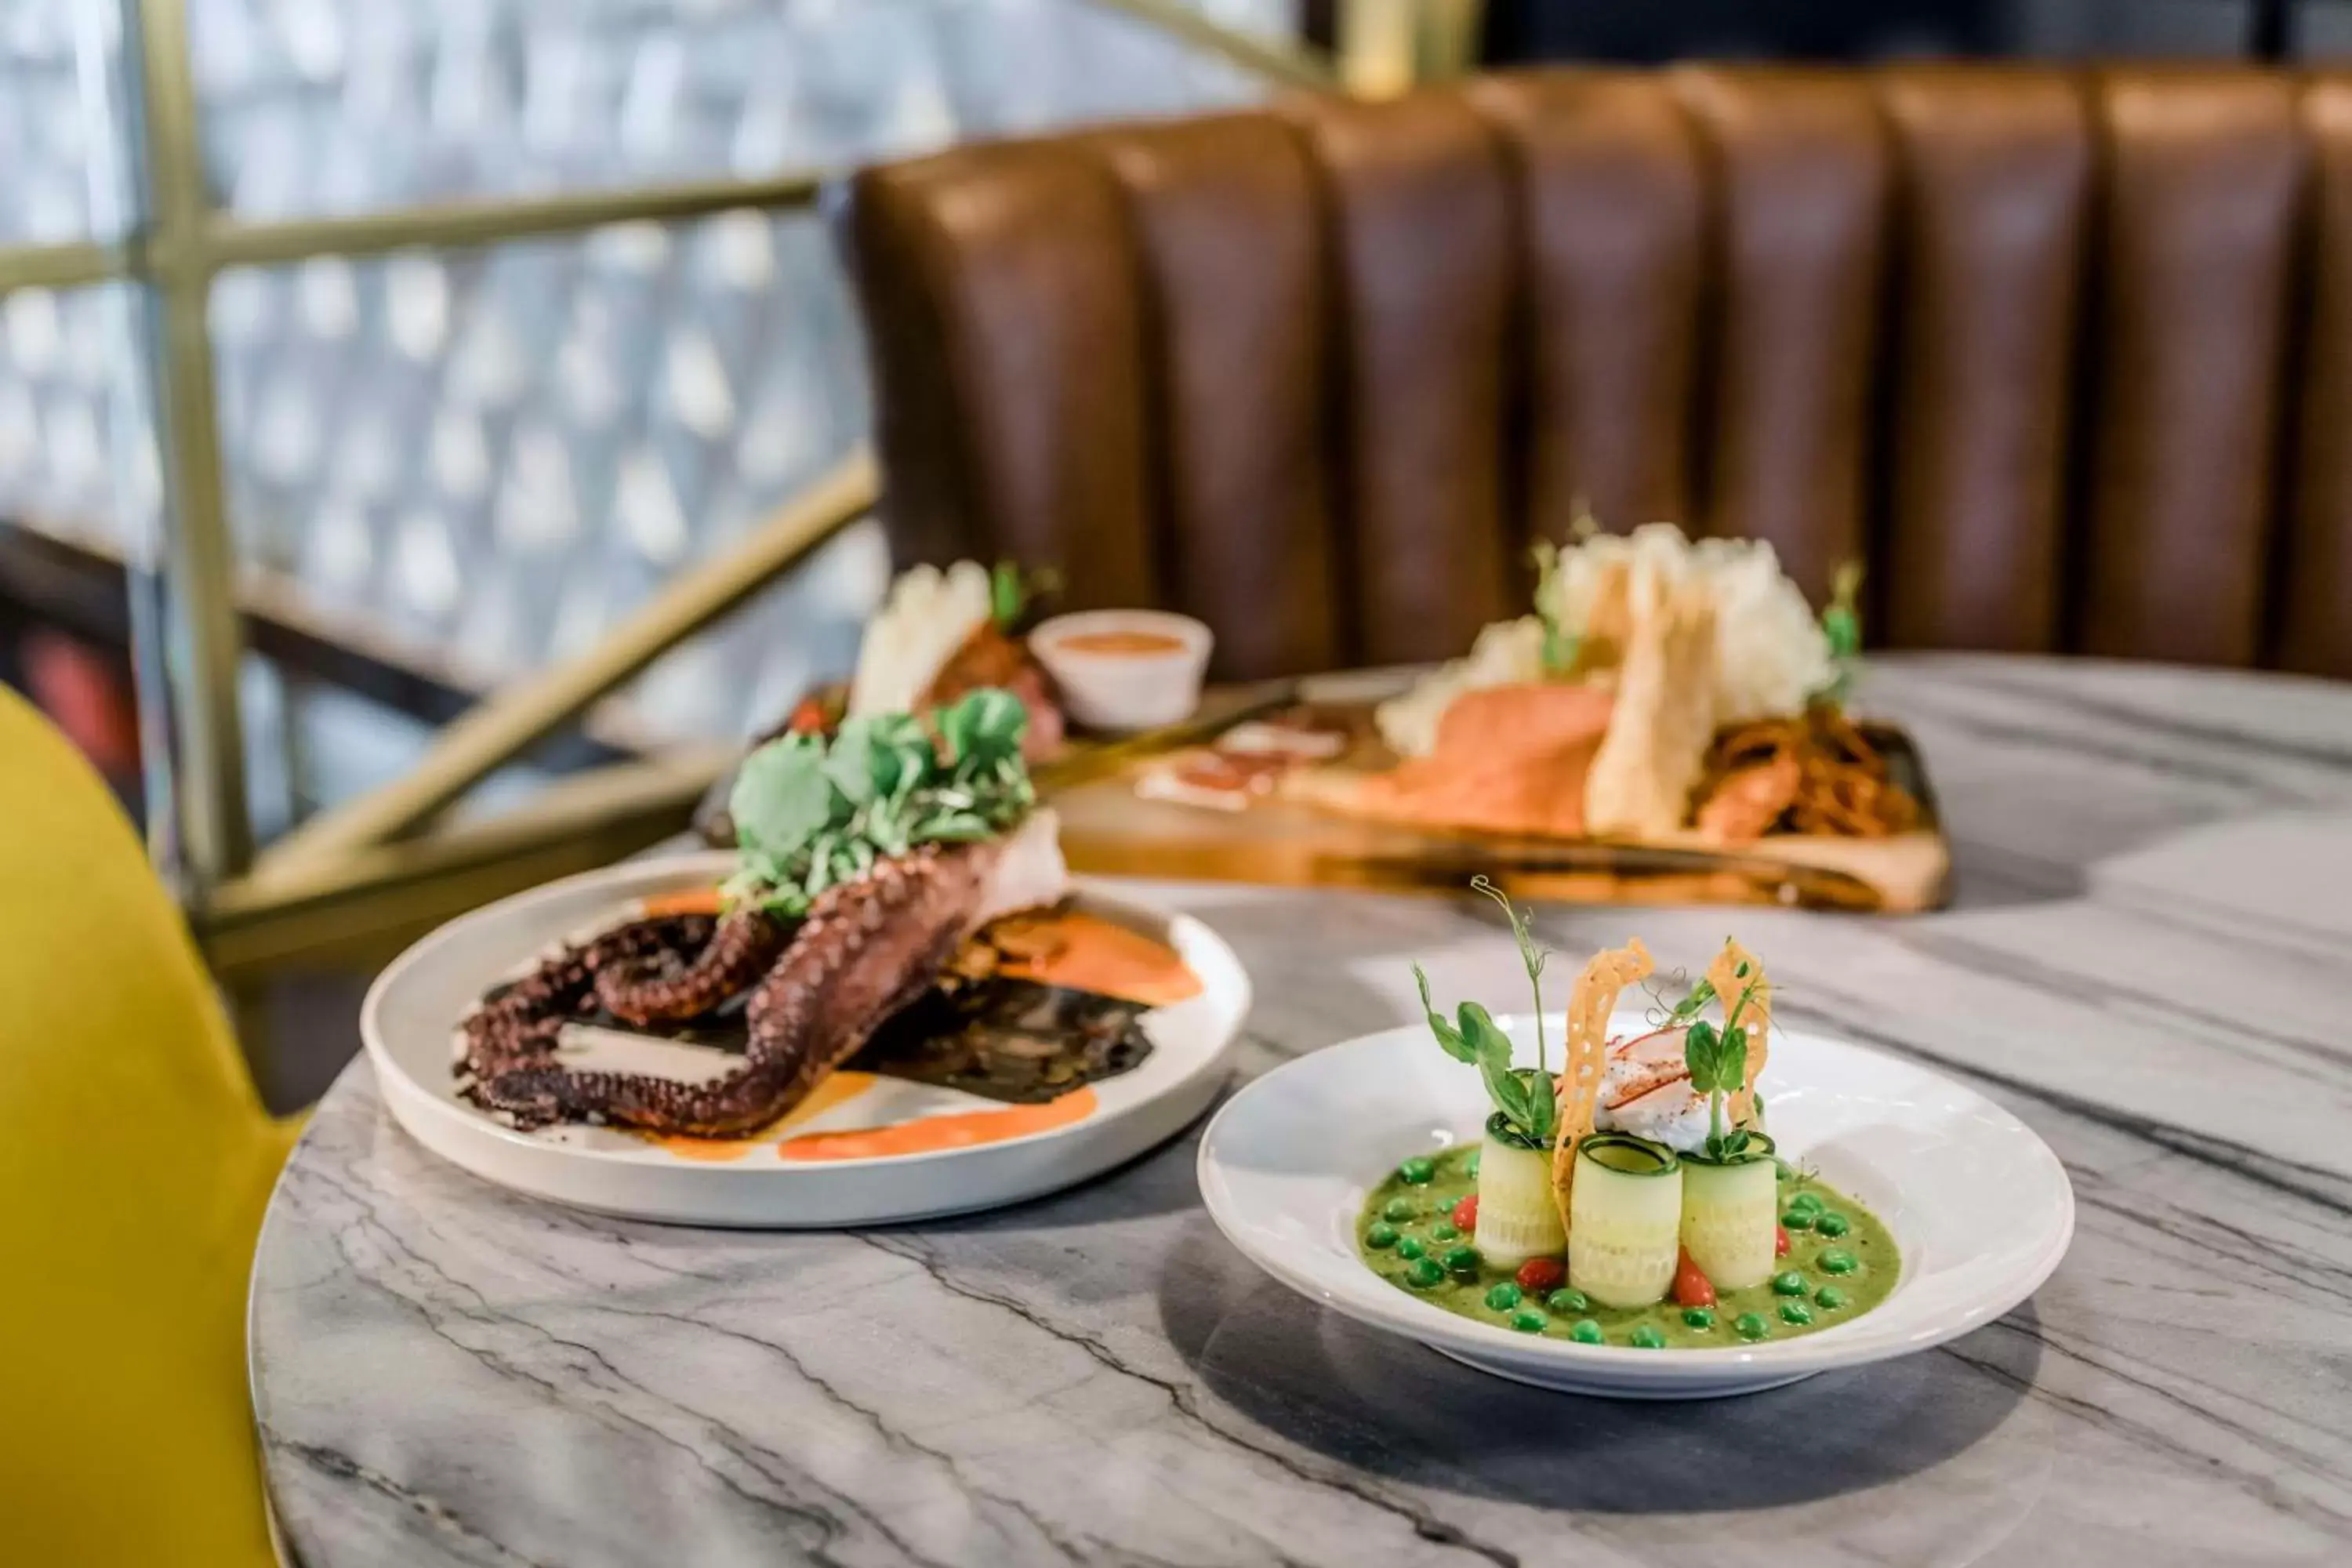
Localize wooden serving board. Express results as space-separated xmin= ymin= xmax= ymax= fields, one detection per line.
xmin=1047 ymin=683 xmax=1951 ymax=914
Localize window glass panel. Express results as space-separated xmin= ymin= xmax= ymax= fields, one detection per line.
xmin=188 ymin=0 xmax=1295 ymax=218
xmin=212 ymin=206 xmax=877 ymax=766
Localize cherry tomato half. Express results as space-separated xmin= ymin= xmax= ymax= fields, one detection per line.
xmin=1671 ymin=1246 xmax=1717 ymax=1308
xmin=1515 ymin=1256 xmax=1565 ymax=1294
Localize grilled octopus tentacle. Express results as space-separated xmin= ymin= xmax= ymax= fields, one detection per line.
xmin=468 ymin=841 xmax=998 ymax=1136
xmin=458 ymin=915 xmax=711 ymax=1087
xmin=592 ymin=908 xmax=789 ymax=1025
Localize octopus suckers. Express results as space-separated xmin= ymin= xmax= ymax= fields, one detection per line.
xmin=456 ymin=837 xmax=1021 ymax=1138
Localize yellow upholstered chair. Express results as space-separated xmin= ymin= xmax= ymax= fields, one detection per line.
xmin=0 ymin=684 xmax=297 ymax=1566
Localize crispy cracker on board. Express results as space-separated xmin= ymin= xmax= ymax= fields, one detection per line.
xmin=1550 ymin=938 xmax=1654 ymax=1235
xmin=1706 ymin=938 xmax=1772 ymax=1127
xmin=1584 ymin=568 xmax=1720 ymax=839
xmin=1573 ymin=558 xmax=1635 ymax=675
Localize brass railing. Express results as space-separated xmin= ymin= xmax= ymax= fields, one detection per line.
xmin=0 ymin=2 xmax=1465 ymax=1002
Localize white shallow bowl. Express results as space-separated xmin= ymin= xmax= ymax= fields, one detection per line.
xmin=364 ymin=854 xmax=1250 ymax=1227
xmin=1199 ymin=1014 xmax=2072 ymax=1399
xmin=1029 ymin=610 xmax=1213 ymax=731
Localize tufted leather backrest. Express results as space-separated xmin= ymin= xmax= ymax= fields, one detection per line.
xmin=847 ymin=65 xmax=2352 ymax=681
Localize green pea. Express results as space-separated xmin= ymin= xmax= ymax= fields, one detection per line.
xmin=1442 ymin=1246 xmax=1481 ymax=1276
xmin=1734 ymin=1312 xmax=1771 ymax=1341
xmin=1780 ymin=1300 xmax=1814 ymax=1326
xmin=1365 ymin=1221 xmax=1399 ymax=1249
xmin=1682 ymin=1306 xmax=1716 ymax=1330
xmin=1382 ymin=1197 xmax=1417 ymax=1222
xmin=1436 ymin=1224 xmax=1463 ymax=1245
xmin=1484 ymin=1281 xmax=1523 ymax=1312
xmin=1510 ymin=1309 xmax=1547 ymax=1334
xmin=1813 ymin=1212 xmax=1849 ymax=1238
xmin=1396 ymin=1236 xmax=1425 ymax=1261
xmin=1818 ymin=1248 xmax=1857 ymax=1275
xmin=1406 ymin=1257 xmax=1446 ymax=1289
xmin=1780 ymin=1209 xmax=1815 ymax=1231
xmin=1465 ymin=1152 xmax=1481 ymax=1178
xmin=1770 ymin=1270 xmax=1807 ymax=1296
xmin=1399 ymin=1157 xmax=1436 ymax=1185
xmin=1570 ymin=1319 xmax=1605 ymax=1345
xmin=1546 ymin=1288 xmax=1589 ymax=1315
xmin=1814 ymin=1285 xmax=1849 ymax=1310
xmin=1786 ymin=1191 xmax=1824 ymax=1214
xmin=1630 ymin=1325 xmax=1668 ymax=1349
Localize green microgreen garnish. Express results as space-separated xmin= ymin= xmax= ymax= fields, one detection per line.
xmin=1820 ymin=559 xmax=1864 ymax=707
xmin=989 ymin=560 xmax=1061 ymax=631
xmin=1410 ymin=877 xmax=1557 ymax=1147
xmin=1680 ymin=949 xmax=1767 ymax=1162
xmin=724 ymin=688 xmax=1033 ymax=918
xmin=1472 ymin=876 xmax=1551 ymax=1079
xmin=1668 ymin=976 xmax=1715 ymax=1023
xmin=1530 ymin=540 xmax=1577 ymax=675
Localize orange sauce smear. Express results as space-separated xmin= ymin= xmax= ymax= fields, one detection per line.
xmin=1054 ymin=630 xmax=1187 ymax=656
xmin=998 ymin=911 xmax=1202 ymax=1007
xmin=649 ymin=1071 xmax=878 ymax=1161
xmin=777 ymin=1086 xmax=1098 ymax=1162
xmin=642 ymin=886 xmax=726 ymax=919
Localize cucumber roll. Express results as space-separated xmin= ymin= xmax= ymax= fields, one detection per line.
xmin=1678 ymin=1135 xmax=1779 ymax=1292
xmin=1566 ymin=1134 xmax=1683 ymax=1308
xmin=1473 ymin=1118 xmax=1566 ymax=1269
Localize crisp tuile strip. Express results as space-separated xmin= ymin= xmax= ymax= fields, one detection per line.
xmin=1575 ymin=557 xmax=1635 ymax=674
xmin=1551 ymin=937 xmax=1654 ymax=1236
xmin=1707 ymin=938 xmax=1772 ymax=1127
xmin=1584 ymin=567 xmax=1720 ymax=839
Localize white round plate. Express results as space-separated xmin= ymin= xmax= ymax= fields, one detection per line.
xmin=1198 ymin=1014 xmax=2072 ymax=1399
xmin=365 ymin=854 xmax=1250 ymax=1226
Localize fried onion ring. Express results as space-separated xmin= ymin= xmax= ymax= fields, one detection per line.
xmin=1693 ymin=706 xmax=1920 ymax=841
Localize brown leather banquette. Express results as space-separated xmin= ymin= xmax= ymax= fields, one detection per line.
xmin=846 ymin=67 xmax=2352 ymax=682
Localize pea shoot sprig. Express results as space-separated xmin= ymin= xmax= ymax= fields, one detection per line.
xmin=1681 ymin=958 xmax=1764 ymax=1162
xmin=1819 ymin=559 xmax=1864 ymax=708
xmin=1652 ymin=971 xmax=1715 ymax=1026
xmin=1411 ymin=877 xmax=1558 ymax=1149
xmin=1530 ymin=505 xmax=1603 ymax=676
xmin=989 ymin=560 xmax=1062 ymax=631
xmin=1530 ymin=540 xmax=1577 ymax=676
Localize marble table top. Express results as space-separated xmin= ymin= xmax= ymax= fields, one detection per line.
xmin=250 ymin=654 xmax=2352 ymax=1568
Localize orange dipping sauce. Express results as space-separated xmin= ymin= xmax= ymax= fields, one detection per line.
xmin=1053 ymin=629 xmax=1189 ymax=657
xmin=988 ymin=909 xmax=1203 ymax=1007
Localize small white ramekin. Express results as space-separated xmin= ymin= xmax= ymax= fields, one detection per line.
xmin=1029 ymin=610 xmax=1214 ymax=732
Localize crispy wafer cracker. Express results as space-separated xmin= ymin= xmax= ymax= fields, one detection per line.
xmin=1584 ymin=567 xmax=1719 ymax=838
xmin=1707 ymin=938 xmax=1772 ymax=1127
xmin=1574 ymin=557 xmax=1635 ymax=674
xmin=1551 ymin=937 xmax=1654 ymax=1232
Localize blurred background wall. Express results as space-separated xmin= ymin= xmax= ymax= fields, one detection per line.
xmin=1477 ymin=0 xmax=2347 ymax=60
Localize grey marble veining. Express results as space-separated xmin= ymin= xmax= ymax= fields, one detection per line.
xmin=249 ymin=654 xmax=2352 ymax=1567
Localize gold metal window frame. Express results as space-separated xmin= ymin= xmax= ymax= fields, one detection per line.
xmin=0 ymin=1 xmax=1454 ymax=995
